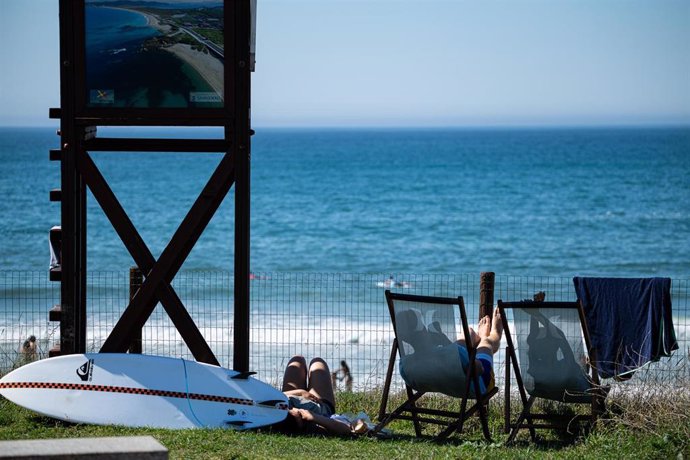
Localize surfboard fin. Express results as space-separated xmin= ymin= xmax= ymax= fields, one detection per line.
xmin=225 ymin=420 xmax=251 ymax=427
xmin=257 ymin=399 xmax=287 ymax=408
xmin=231 ymin=371 xmax=257 ymax=380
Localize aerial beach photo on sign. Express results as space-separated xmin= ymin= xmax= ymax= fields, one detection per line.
xmin=85 ymin=0 xmax=224 ymax=108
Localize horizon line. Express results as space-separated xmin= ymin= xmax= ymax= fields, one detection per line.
xmin=2 ymin=121 xmax=690 ymax=130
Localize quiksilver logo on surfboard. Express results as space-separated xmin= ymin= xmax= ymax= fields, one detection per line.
xmin=76 ymin=359 xmax=94 ymax=382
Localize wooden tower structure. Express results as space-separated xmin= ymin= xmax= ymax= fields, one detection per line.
xmin=48 ymin=0 xmax=253 ymax=371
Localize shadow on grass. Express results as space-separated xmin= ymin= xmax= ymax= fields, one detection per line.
xmin=27 ymin=414 xmax=79 ymax=429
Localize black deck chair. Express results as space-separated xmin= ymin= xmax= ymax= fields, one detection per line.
xmin=498 ymin=300 xmax=608 ymax=443
xmin=372 ymin=291 xmax=498 ymax=441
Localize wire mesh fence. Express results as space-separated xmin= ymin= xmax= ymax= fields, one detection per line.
xmin=1 ymin=271 xmax=688 ymax=392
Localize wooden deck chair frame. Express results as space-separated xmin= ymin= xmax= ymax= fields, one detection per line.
xmin=373 ymin=291 xmax=498 ymax=441
xmin=498 ymin=300 xmax=607 ymax=443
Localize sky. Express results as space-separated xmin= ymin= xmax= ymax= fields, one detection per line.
xmin=1 ymin=0 xmax=688 ymax=127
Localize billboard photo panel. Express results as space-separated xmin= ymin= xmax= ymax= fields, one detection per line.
xmin=85 ymin=0 xmax=224 ymax=109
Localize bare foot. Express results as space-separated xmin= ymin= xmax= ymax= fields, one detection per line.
xmin=477 ymin=315 xmax=491 ymax=339
xmin=489 ymin=309 xmax=504 ymax=353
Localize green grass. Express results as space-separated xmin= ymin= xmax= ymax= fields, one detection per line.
xmin=1 ymin=389 xmax=688 ymax=459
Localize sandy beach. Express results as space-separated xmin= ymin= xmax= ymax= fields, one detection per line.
xmin=136 ymin=10 xmax=172 ymax=34
xmin=165 ymin=43 xmax=224 ymax=100
xmin=108 ymin=7 xmax=172 ymax=34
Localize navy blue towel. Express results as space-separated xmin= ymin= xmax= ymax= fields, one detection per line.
xmin=573 ymin=277 xmax=678 ymax=379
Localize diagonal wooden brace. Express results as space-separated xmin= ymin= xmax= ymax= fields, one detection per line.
xmin=78 ymin=152 xmax=221 ymax=364
xmin=99 ymin=151 xmax=235 ymax=355
xmin=79 ymin=152 xmax=233 ymax=364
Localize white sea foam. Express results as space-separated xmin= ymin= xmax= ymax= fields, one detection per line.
xmin=3 ymin=315 xmax=687 ymax=392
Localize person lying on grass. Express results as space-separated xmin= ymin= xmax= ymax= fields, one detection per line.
xmin=273 ymin=355 xmax=353 ymax=436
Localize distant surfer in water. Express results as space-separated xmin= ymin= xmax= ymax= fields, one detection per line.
xmin=378 ymin=275 xmax=411 ymax=289
xmin=273 ymin=355 xmax=352 ymax=435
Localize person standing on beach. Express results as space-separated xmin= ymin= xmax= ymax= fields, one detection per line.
xmin=331 ymin=360 xmax=353 ymax=392
xmin=18 ymin=335 xmax=38 ymax=363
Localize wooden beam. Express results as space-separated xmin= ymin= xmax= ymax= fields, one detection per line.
xmin=232 ymin=0 xmax=252 ymax=373
xmin=78 ymin=153 xmax=220 ymax=365
xmin=479 ymin=272 xmax=495 ymax=319
xmin=86 ymin=138 xmax=228 ymax=153
xmin=99 ymin=152 xmax=235 ymax=357
xmin=128 ymin=267 xmax=143 ymax=354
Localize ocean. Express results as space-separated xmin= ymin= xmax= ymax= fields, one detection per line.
xmin=0 ymin=125 xmax=688 ymax=382
xmin=1 ymin=126 xmax=688 ymax=277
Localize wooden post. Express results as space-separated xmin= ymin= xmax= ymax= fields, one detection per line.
xmin=479 ymin=272 xmax=495 ymax=319
xmin=128 ymin=267 xmax=143 ymax=354
xmin=479 ymin=272 xmax=496 ymax=411
xmin=232 ymin=0 xmax=252 ymax=373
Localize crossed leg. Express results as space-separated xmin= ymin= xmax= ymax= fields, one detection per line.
xmin=476 ymin=309 xmax=503 ymax=355
xmin=456 ymin=309 xmax=504 ymax=375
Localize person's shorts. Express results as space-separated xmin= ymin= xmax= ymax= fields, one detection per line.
xmin=475 ymin=351 xmax=496 ymax=393
xmin=288 ymin=395 xmax=335 ymax=417
xmin=457 ymin=345 xmax=495 ymax=395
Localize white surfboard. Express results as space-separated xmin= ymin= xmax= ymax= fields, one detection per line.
xmin=0 ymin=353 xmax=288 ymax=429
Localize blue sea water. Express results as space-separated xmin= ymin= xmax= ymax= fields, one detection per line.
xmin=85 ymin=6 xmax=155 ymax=51
xmin=0 ymin=126 xmax=689 ymax=277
